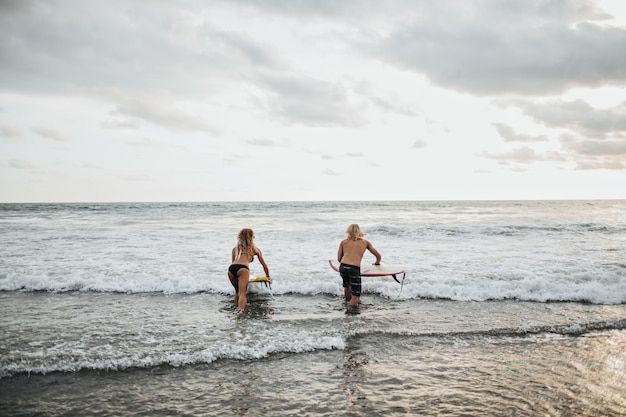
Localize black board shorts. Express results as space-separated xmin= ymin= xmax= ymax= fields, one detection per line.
xmin=339 ymin=263 xmax=361 ymax=296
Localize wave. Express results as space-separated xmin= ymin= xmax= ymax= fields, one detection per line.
xmin=0 ymin=334 xmax=345 ymax=379
xmin=2 ymin=268 xmax=625 ymax=305
xmin=4 ymin=318 xmax=624 ymax=379
xmin=370 ymin=223 xmax=626 ymax=239
xmin=360 ymin=318 xmax=626 ymax=340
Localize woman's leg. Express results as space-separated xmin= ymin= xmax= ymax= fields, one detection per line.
xmin=228 ymin=271 xmax=239 ymax=304
xmin=237 ymin=268 xmax=250 ymax=310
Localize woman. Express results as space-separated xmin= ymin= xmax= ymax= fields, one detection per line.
xmin=228 ymin=228 xmax=270 ymax=311
xmin=337 ymin=224 xmax=381 ymax=306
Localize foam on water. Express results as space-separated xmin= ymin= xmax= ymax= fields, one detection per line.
xmin=2 ymin=290 xmax=624 ymax=379
xmin=1 ymin=332 xmax=346 ymax=378
xmin=1 ymin=201 xmax=625 ymax=303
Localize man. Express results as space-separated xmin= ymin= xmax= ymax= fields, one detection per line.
xmin=337 ymin=224 xmax=382 ymax=307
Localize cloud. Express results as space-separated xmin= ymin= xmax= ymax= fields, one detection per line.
xmin=412 ymin=139 xmax=427 ymax=148
xmin=508 ymin=99 xmax=626 ymax=138
xmin=493 ymin=123 xmax=549 ymax=142
xmin=112 ymin=96 xmax=216 ymax=132
xmin=0 ymin=1 xmax=277 ymax=97
xmin=353 ymin=81 xmax=421 ymax=116
xmin=559 ymin=133 xmax=626 ymax=169
xmin=483 ymin=130 xmax=626 ymax=170
xmin=32 ymin=127 xmax=69 ymax=142
xmin=561 ymin=135 xmax=626 ymax=156
xmin=246 ymin=138 xmax=285 ymax=147
xmin=323 ymin=168 xmax=342 ymax=176
xmin=257 ymin=73 xmax=365 ymax=126
xmin=119 ymin=174 xmax=153 ymax=182
xmin=575 ymin=160 xmax=624 ymax=170
xmin=101 ymin=117 xmax=140 ymax=130
xmin=480 ymin=146 xmax=565 ymax=164
xmin=126 ymin=137 xmax=163 ymax=148
xmin=0 ymin=123 xmax=21 ymax=140
xmin=2 ymin=0 xmax=626 ymax=202
xmin=8 ymin=158 xmax=36 ymax=170
xmin=371 ymin=0 xmax=626 ymax=95
xmin=491 ymin=97 xmax=626 ymax=170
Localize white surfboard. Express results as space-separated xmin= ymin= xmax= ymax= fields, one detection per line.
xmin=328 ymin=260 xmax=406 ymax=283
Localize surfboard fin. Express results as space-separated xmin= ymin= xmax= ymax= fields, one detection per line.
xmin=391 ymin=272 xmax=405 ymax=284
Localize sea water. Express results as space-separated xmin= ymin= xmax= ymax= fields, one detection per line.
xmin=1 ymin=200 xmax=625 ymax=416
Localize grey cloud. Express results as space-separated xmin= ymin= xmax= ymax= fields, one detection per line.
xmin=493 ymin=123 xmax=549 ymax=142
xmin=354 ymin=81 xmax=421 ymax=116
xmin=126 ymin=137 xmax=163 ymax=148
xmin=560 ymin=133 xmax=626 ymax=169
xmin=32 ymin=127 xmax=69 ymax=142
xmin=214 ymin=30 xmax=278 ymax=68
xmin=0 ymin=0 xmax=35 ymax=12
xmin=481 ymin=147 xmax=538 ymax=164
xmin=3 ymin=0 xmax=625 ymax=132
xmin=575 ymin=160 xmax=624 ymax=170
xmin=323 ymin=168 xmax=342 ymax=176
xmin=8 ymin=159 xmax=36 ymax=170
xmin=412 ymin=140 xmax=427 ymax=149
xmin=119 ymin=174 xmax=153 ymax=182
xmin=0 ymin=0 xmax=379 ymax=129
xmin=562 ymin=136 xmax=626 ymax=156
xmin=510 ymin=99 xmax=626 ymax=138
xmin=371 ymin=1 xmax=626 ymax=95
xmin=481 ymin=132 xmax=626 ymax=170
xmin=228 ymin=0 xmax=378 ymax=19
xmin=0 ymin=1 xmax=277 ymax=97
xmin=113 ymin=96 xmax=216 ymax=132
xmin=246 ymin=138 xmax=281 ymax=146
xmin=0 ymin=123 xmax=22 ymax=139
xmin=368 ymin=95 xmax=419 ymax=116
xmin=492 ymin=98 xmax=626 ymax=170
xmin=257 ymin=73 xmax=365 ymax=127
xmin=480 ymin=146 xmax=565 ymax=164
xmin=101 ymin=118 xmax=140 ymax=130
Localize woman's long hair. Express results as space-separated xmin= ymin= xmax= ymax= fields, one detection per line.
xmin=234 ymin=228 xmax=257 ymax=259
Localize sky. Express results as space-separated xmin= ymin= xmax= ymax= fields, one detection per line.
xmin=1 ymin=0 xmax=626 ymax=202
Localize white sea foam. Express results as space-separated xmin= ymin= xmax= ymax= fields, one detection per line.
xmin=0 ymin=322 xmax=345 ymax=377
xmin=1 ymin=201 xmax=625 ymax=304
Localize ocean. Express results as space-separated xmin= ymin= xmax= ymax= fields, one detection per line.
xmin=1 ymin=200 xmax=625 ymax=416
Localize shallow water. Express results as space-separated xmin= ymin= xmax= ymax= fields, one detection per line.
xmin=1 ymin=200 xmax=625 ymax=415
xmin=1 ymin=292 xmax=625 ymax=416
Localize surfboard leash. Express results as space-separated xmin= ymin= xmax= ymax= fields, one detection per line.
xmin=392 ymin=272 xmax=406 ymax=301
xmin=264 ymin=279 xmax=276 ymax=301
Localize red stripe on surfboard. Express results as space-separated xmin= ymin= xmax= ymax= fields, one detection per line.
xmin=328 ymin=260 xmax=405 ymax=277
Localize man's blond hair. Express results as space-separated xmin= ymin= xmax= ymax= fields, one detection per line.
xmin=346 ymin=224 xmax=364 ymax=241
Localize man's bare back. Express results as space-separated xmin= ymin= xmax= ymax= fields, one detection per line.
xmin=338 ymin=238 xmax=381 ymax=266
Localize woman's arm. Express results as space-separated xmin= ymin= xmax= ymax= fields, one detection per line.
xmin=256 ymin=249 xmax=270 ymax=277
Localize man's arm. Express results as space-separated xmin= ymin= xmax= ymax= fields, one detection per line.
xmin=367 ymin=241 xmax=382 ymax=265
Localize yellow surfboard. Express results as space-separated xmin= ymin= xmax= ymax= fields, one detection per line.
xmin=249 ymin=276 xmax=272 ymax=288
xmin=249 ymin=276 xmax=271 ymax=283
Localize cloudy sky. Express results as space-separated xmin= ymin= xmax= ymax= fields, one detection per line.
xmin=1 ymin=0 xmax=625 ymax=202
